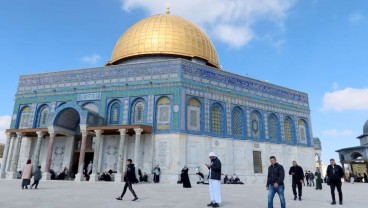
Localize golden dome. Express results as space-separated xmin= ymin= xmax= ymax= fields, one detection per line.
xmin=108 ymin=14 xmax=220 ymax=68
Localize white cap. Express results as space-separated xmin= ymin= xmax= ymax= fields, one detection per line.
xmin=208 ymin=152 xmax=217 ymax=157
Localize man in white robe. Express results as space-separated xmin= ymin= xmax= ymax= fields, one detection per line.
xmin=206 ymin=152 xmax=222 ymax=207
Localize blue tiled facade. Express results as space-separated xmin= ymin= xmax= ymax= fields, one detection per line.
xmin=11 ymin=59 xmax=313 ymax=147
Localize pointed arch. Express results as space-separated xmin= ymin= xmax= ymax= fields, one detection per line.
xmin=132 ymin=98 xmax=146 ymax=124
xmin=232 ymin=107 xmax=244 ymax=136
xmin=108 ymin=100 xmax=121 ymax=125
xmin=210 ymin=103 xmax=223 ymax=133
xmin=251 ymin=110 xmax=262 ymax=139
xmin=283 ymin=116 xmax=294 ymax=144
xmin=298 ymin=119 xmax=308 ymax=144
xmin=187 ymin=97 xmax=201 ymax=131
xmin=156 ymin=96 xmax=171 ymax=130
xmin=37 ymin=105 xmax=49 ymax=128
xmin=18 ymin=106 xmax=31 ymax=129
xmin=268 ymin=113 xmax=279 ymax=142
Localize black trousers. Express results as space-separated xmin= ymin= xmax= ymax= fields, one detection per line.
xmin=292 ymin=180 xmax=302 ymax=196
xmin=330 ymin=179 xmax=343 ymax=203
xmin=120 ymin=180 xmax=137 ymax=198
xmin=31 ymin=180 xmax=40 ymax=188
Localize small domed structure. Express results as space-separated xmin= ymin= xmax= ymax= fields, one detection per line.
xmin=363 ymin=120 xmax=368 ymax=134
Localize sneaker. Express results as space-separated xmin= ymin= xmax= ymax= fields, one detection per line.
xmin=207 ymin=202 xmax=214 ymax=207
xmin=212 ymin=203 xmax=219 ymax=207
xmin=299 ymin=196 xmax=302 ymax=201
xmin=116 ymin=197 xmax=122 ymax=201
xmin=132 ymin=197 xmax=138 ymax=201
xmin=339 ymin=202 xmax=343 ymax=205
xmin=294 ymin=196 xmax=297 ymax=200
xmin=331 ymin=201 xmax=336 ymax=205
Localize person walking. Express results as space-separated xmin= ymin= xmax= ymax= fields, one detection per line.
xmin=153 ymin=165 xmax=160 ymax=183
xmin=305 ymin=171 xmax=310 ymax=186
xmin=326 ymin=158 xmax=344 ymax=205
xmin=21 ymin=159 xmax=33 ymax=190
xmin=206 ymin=152 xmax=221 ymax=208
xmin=288 ymin=161 xmax=304 ymax=201
xmin=266 ymin=156 xmax=285 ymax=208
xmin=181 ymin=165 xmax=191 ymax=188
xmin=315 ymin=169 xmax=323 ymax=190
xmin=30 ymin=166 xmax=42 ymax=189
xmin=116 ymin=159 xmax=139 ymax=201
xmin=309 ymin=171 xmax=315 ymax=187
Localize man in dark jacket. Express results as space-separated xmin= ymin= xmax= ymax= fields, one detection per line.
xmin=326 ymin=158 xmax=344 ymax=205
xmin=289 ymin=161 xmax=304 ymax=201
xmin=206 ymin=152 xmax=221 ymax=208
xmin=116 ymin=159 xmax=138 ymax=201
xmin=266 ymin=156 xmax=285 ymax=208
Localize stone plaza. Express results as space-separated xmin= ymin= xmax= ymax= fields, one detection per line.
xmin=0 ymin=179 xmax=366 ymax=208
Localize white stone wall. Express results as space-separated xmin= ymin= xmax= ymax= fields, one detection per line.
xmin=101 ymin=135 xmax=119 ymax=172
xmin=6 ymin=133 xmax=315 ymax=184
xmin=38 ymin=136 xmax=74 ymax=174
xmin=150 ymin=134 xmax=316 ymax=184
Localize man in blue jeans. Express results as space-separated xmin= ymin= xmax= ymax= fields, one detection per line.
xmin=266 ymin=156 xmax=286 ymax=208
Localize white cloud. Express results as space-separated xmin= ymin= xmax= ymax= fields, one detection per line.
xmin=81 ymin=54 xmax=101 ymax=65
xmin=121 ymin=0 xmax=296 ymax=48
xmin=349 ymin=12 xmax=365 ymax=24
xmin=322 ymin=129 xmax=354 ymax=137
xmin=321 ymin=88 xmax=368 ymax=112
xmin=0 ymin=115 xmax=11 ymax=144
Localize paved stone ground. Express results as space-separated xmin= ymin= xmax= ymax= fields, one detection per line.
xmin=0 ymin=180 xmax=366 ymax=208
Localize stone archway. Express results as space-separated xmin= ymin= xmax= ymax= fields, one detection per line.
xmin=54 ymin=108 xmax=81 ymax=131
xmin=352 ymin=152 xmax=363 ymax=160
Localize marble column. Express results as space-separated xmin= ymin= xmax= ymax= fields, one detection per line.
xmin=43 ymin=132 xmax=56 ymax=180
xmin=114 ymin=129 xmax=126 ymax=182
xmin=8 ymin=133 xmax=23 ymax=179
xmin=0 ymin=133 xmax=12 ymax=179
xmin=32 ymin=131 xmax=44 ymax=170
xmin=6 ymin=136 xmax=15 ymax=172
xmin=75 ymin=130 xmax=88 ymax=181
xmin=134 ymin=128 xmax=143 ymax=174
xmin=90 ymin=130 xmax=103 ymax=182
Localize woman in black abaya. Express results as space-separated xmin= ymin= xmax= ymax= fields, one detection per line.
xmin=181 ymin=165 xmax=191 ymax=188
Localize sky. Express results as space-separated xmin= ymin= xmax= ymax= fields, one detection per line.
xmin=1 ymin=0 xmax=368 ymax=166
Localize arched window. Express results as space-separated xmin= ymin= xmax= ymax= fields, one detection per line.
xmin=156 ymin=97 xmax=171 ymax=130
xmin=19 ymin=106 xmax=31 ymax=128
xmin=133 ymin=101 xmax=145 ymax=124
xmin=251 ymin=111 xmax=261 ymax=139
xmin=232 ymin=107 xmax=243 ymax=136
xmin=37 ymin=106 xmax=49 ymax=128
xmin=109 ymin=101 xmax=121 ymax=125
xmin=298 ymin=120 xmax=307 ymax=143
xmin=268 ymin=114 xmax=278 ymax=141
xmin=211 ymin=104 xmax=222 ymax=133
xmin=284 ymin=117 xmax=293 ymax=143
xmin=187 ymin=98 xmax=201 ymax=131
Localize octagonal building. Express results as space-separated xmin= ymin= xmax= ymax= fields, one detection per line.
xmin=1 ymin=13 xmax=317 ymax=183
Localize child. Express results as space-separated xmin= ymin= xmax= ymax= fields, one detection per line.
xmin=31 ymin=166 xmax=42 ymax=189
